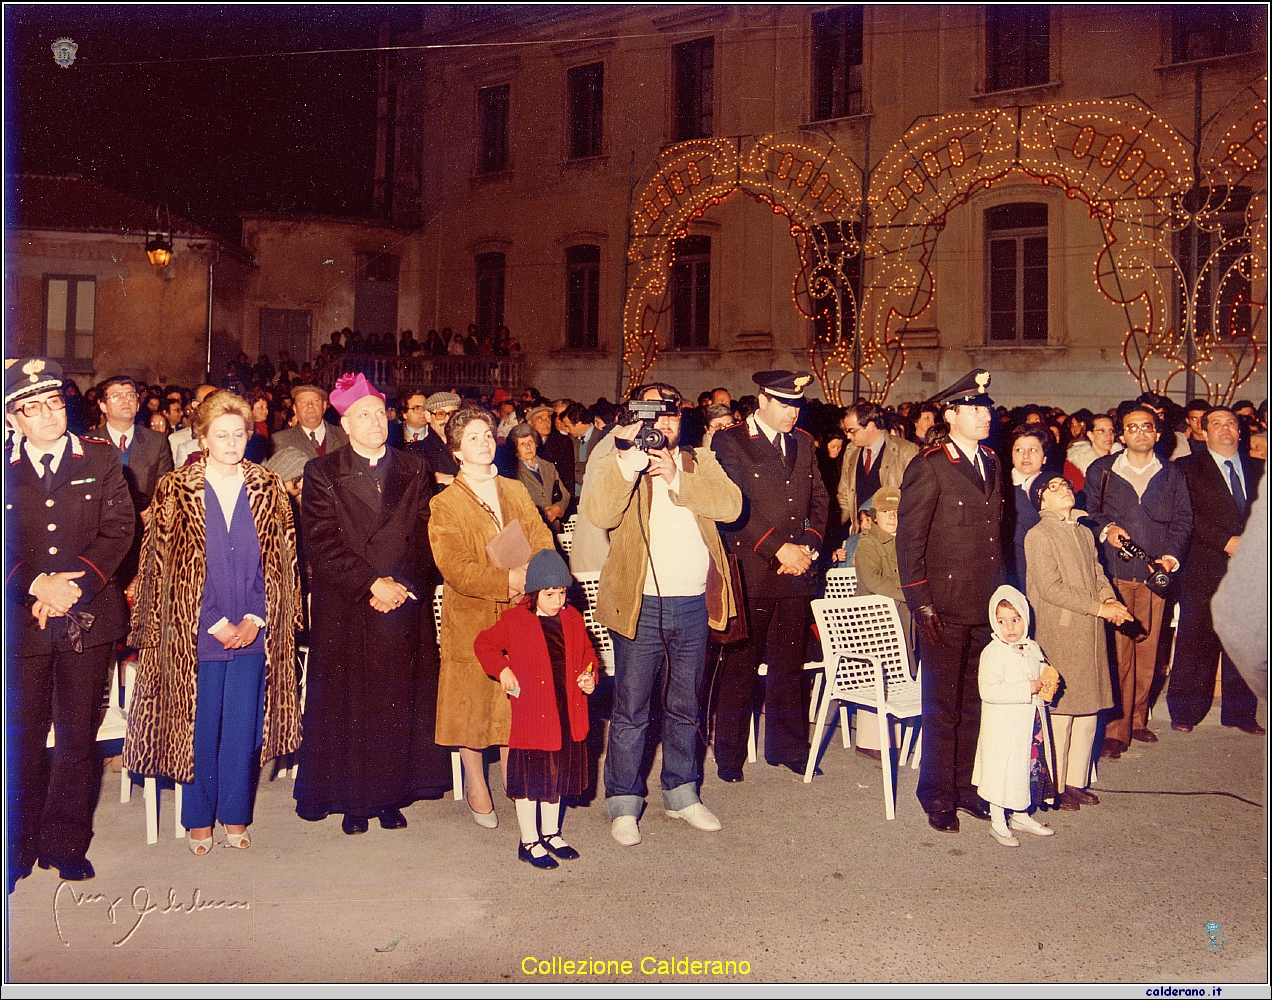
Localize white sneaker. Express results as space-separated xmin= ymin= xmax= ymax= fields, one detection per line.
xmin=665 ymin=801 xmax=722 ymax=832
xmin=611 ymin=815 xmax=642 ymax=846
xmin=1010 ymin=812 xmax=1055 ymax=837
xmin=990 ymin=823 xmax=1020 ymax=847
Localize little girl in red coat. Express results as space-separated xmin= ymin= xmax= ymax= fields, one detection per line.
xmin=474 ymin=549 xmax=596 ymax=869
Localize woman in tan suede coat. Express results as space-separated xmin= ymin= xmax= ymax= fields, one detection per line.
xmin=429 ymin=408 xmax=553 ymax=826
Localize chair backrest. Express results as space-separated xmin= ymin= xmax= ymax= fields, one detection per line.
xmin=564 ymin=513 xmax=578 ymax=534
xmin=557 ymin=530 xmax=574 ymax=555
xmin=569 ymin=570 xmax=614 ymax=673
xmin=824 ymin=567 xmax=857 ymax=599
xmin=433 ymin=584 xmax=444 ymax=648
xmin=812 ymin=595 xmax=914 ymax=700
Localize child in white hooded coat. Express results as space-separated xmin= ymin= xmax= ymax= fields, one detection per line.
xmin=972 ymin=584 xmax=1058 ymax=847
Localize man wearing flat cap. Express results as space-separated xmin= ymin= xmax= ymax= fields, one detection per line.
xmin=5 ymin=358 xmax=135 ymax=891
xmin=403 ymin=391 xmax=459 ymax=491
xmin=272 ymin=383 xmax=348 ymax=461
xmin=711 ymin=370 xmax=829 ymax=780
xmin=896 ymin=369 xmax=1003 ymax=833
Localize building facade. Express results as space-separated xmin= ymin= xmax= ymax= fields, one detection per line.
xmin=5 ymin=174 xmax=252 ymax=389
xmin=378 ymin=5 xmax=1267 ymax=409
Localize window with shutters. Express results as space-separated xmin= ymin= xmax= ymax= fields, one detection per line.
xmin=811 ymin=222 xmax=862 ymax=345
xmin=1175 ymin=188 xmax=1254 ymax=342
xmin=986 ymin=6 xmax=1050 ymax=92
xmin=1171 ymin=7 xmax=1256 ymax=62
xmin=672 ymin=38 xmax=714 ymax=141
xmin=812 ymin=7 xmax=864 ymax=120
xmin=475 ymin=252 xmax=506 ymax=339
xmin=478 ymin=84 xmax=510 ymax=173
xmin=565 ymin=245 xmax=600 ymax=349
xmin=567 ymin=63 xmax=604 ymax=159
xmin=986 ymin=203 xmax=1048 ymax=343
xmin=43 ymin=276 xmax=95 ymax=369
xmin=671 ymin=235 xmax=711 ymax=348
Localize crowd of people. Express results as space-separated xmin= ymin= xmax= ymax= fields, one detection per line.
xmin=5 ymin=347 xmax=1267 ymax=889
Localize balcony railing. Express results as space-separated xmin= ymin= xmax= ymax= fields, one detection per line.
xmin=315 ymin=354 xmax=525 ymax=394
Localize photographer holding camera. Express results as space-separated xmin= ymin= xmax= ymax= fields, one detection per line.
xmin=1083 ymin=405 xmax=1192 ymax=759
xmin=584 ymin=383 xmax=742 ymax=847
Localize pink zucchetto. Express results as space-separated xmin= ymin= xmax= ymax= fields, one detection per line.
xmin=329 ymin=372 xmax=385 ymax=415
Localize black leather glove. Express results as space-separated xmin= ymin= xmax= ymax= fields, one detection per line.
xmin=915 ymin=604 xmax=944 ymax=645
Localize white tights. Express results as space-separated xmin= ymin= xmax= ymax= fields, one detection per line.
xmin=514 ymin=798 xmax=564 ymax=852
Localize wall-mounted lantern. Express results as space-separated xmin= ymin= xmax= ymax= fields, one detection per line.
xmin=145 ymin=204 xmax=173 ymax=269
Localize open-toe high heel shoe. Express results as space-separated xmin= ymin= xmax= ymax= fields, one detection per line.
xmin=223 ymin=829 xmax=250 ymax=850
xmin=188 ymin=835 xmax=214 ymax=856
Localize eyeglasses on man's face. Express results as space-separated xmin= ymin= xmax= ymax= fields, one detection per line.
xmin=1043 ymin=479 xmax=1073 ymax=493
xmin=105 ymin=391 xmax=139 ymax=404
xmin=14 ymin=394 xmax=67 ymax=418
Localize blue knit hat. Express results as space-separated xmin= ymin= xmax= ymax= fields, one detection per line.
xmin=525 ymin=548 xmax=572 ymax=592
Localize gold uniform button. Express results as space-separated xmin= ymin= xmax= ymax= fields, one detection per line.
xmin=47 ymin=523 xmax=57 ymax=531
xmin=48 ymin=547 xmax=58 ymax=555
xmin=45 ymin=498 xmax=55 ymax=508
xmin=85 ymin=494 xmax=92 ymax=500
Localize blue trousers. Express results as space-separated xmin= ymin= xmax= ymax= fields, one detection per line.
xmin=605 ymin=595 xmax=708 ymax=819
xmin=182 ymin=655 xmax=266 ymax=830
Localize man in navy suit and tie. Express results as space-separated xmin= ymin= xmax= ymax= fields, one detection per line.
xmin=1168 ymin=406 xmax=1265 ymax=734
xmin=87 ymin=376 xmax=172 ymax=581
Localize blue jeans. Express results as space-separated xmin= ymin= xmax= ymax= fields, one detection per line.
xmin=605 ymin=595 xmax=708 ymax=819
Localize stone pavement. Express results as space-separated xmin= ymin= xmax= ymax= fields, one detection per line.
xmin=6 ymin=699 xmax=1266 ymax=984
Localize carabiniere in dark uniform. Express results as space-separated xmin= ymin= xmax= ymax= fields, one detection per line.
xmin=5 ymin=358 xmax=134 ymax=892
xmin=711 ymin=370 xmax=829 ymax=778
xmin=896 ymin=368 xmax=1004 ymax=833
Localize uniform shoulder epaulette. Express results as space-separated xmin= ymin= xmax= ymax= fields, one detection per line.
xmin=80 ymin=434 xmax=110 ymax=445
xmin=921 ymin=444 xmax=945 ymax=457
xmin=718 ymin=420 xmax=744 ymax=432
xmin=978 ymin=443 xmax=996 ymax=455
xmin=794 ymin=427 xmax=812 ymax=437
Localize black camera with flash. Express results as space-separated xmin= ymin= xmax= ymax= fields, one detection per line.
xmin=1117 ymin=537 xmax=1173 ymax=597
xmin=617 ymin=397 xmax=679 ymax=452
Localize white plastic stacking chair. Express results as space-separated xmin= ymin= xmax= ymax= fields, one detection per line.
xmin=807 ymin=568 xmax=859 ymax=720
xmin=805 ymin=596 xmax=923 ymax=820
xmin=824 ymin=566 xmax=858 ymax=599
xmin=433 ymin=584 xmax=466 ymax=801
xmin=569 ymin=571 xmax=614 ymax=676
xmin=557 ymin=529 xmax=574 ymax=554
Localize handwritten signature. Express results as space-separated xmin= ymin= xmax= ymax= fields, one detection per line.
xmin=54 ymin=882 xmax=250 ymax=947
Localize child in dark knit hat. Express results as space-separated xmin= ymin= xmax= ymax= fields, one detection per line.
xmin=474 ymin=549 xmax=597 ymax=868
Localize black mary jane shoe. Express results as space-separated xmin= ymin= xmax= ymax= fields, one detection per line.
xmin=540 ymin=835 xmax=580 ymax=861
xmin=38 ymin=857 xmax=95 ymax=881
xmin=342 ymin=815 xmax=370 ymax=836
xmin=519 ymin=842 xmax=559 ymax=870
xmin=378 ymin=807 xmax=408 ymax=830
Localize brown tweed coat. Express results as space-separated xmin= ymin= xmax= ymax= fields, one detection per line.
xmin=429 ymin=474 xmax=554 ymax=749
xmin=123 ymin=459 xmax=303 ymax=784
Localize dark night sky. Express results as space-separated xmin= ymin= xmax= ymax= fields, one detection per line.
xmin=5 ymin=5 xmax=422 ymax=239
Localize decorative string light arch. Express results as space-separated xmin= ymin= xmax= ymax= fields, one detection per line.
xmin=622 ymin=132 xmax=872 ymax=401
xmin=623 ymin=82 xmax=1265 ymax=405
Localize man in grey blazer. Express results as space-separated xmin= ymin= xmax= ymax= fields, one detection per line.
xmin=272 ymin=383 xmax=348 ymax=461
